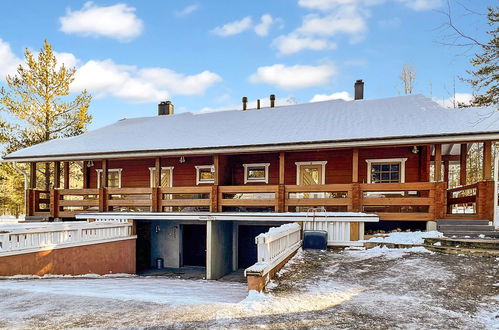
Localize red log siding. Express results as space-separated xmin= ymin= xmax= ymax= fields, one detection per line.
xmin=87 ymin=147 xmax=427 ymax=188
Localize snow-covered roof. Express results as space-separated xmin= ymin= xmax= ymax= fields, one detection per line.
xmin=4 ymin=94 xmax=499 ymax=161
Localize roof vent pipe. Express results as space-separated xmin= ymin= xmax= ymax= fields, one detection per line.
xmin=242 ymin=97 xmax=248 ymax=110
xmin=354 ymin=80 xmax=364 ymax=100
xmin=270 ymin=94 xmax=275 ymax=108
xmin=257 ymin=99 xmax=261 ymax=109
xmin=158 ymin=101 xmax=174 ymax=115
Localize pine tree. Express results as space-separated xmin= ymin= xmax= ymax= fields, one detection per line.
xmin=0 ymin=40 xmax=92 ymax=212
xmin=464 ymin=7 xmax=498 ymax=107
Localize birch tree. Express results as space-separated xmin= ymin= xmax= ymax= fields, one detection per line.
xmin=400 ymin=64 xmax=416 ymax=95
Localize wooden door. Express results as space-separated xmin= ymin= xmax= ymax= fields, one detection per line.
xmin=298 ymin=164 xmax=323 ymax=185
xmin=152 ymin=168 xmax=172 ymax=188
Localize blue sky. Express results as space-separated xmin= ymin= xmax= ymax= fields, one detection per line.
xmin=0 ymin=0 xmax=495 ymax=129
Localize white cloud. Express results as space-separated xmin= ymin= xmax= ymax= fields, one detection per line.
xmin=72 ymin=59 xmax=222 ymax=103
xmin=249 ymin=64 xmax=336 ymax=90
xmin=310 ymin=91 xmax=352 ymax=102
xmin=138 ymin=68 xmax=222 ymax=96
xmin=175 ymin=4 xmax=199 ymax=17
xmin=298 ymin=0 xmax=365 ymax=11
xmin=53 ymin=51 xmax=80 ymax=69
xmin=211 ymin=16 xmax=253 ymax=37
xmin=397 ymin=0 xmax=443 ymax=11
xmin=297 ymin=7 xmax=367 ymax=42
xmin=59 ymin=2 xmax=144 ymax=41
xmin=272 ymin=33 xmax=336 ymax=55
xmin=0 ymin=39 xmax=21 ymax=78
xmin=434 ymin=93 xmax=474 ymax=108
xmin=254 ymin=14 xmax=276 ymax=36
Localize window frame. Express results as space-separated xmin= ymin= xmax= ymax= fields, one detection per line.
xmin=195 ymin=165 xmax=215 ymax=185
xmin=148 ymin=166 xmax=174 ymax=187
xmin=243 ymin=163 xmax=270 ymax=184
xmin=366 ymin=158 xmax=407 ymax=184
xmin=295 ymin=161 xmax=327 ymax=185
xmin=96 ymin=168 xmax=123 ymax=188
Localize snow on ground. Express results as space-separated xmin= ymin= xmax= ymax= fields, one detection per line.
xmin=0 ymin=247 xmax=497 ymax=329
xmin=365 ymin=230 xmax=443 ymax=245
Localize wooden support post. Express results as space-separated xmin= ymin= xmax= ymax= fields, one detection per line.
xmin=351 ymin=183 xmax=361 ymax=212
xmin=433 ymin=182 xmax=446 ymax=220
xmin=278 ymin=152 xmax=286 ymax=213
xmin=151 ymin=187 xmax=160 ymax=212
xmin=352 ymin=148 xmax=359 ymax=183
xmin=155 ymin=157 xmax=161 ymax=187
xmin=460 ymin=144 xmax=467 ymax=185
xmin=101 ymin=159 xmax=108 ymax=188
xmin=29 ymin=162 xmax=36 ymax=189
xmin=210 ymin=185 xmax=219 ymax=212
xmin=50 ymin=189 xmax=59 ymax=218
xmin=63 ymin=162 xmax=70 ymax=189
xmin=99 ymin=187 xmax=107 ymax=212
xmin=82 ymin=161 xmax=89 ymax=189
xmin=419 ymin=146 xmax=431 ymax=182
xmin=434 ymin=144 xmax=442 ymax=182
xmin=443 ymin=160 xmax=449 ymax=185
xmin=213 ymin=155 xmax=219 ymax=186
xmin=53 ymin=161 xmax=61 ymax=189
xmin=483 ymin=141 xmax=492 ymax=180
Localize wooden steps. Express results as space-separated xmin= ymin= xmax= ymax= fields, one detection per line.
xmin=436 ymin=219 xmax=499 ymax=238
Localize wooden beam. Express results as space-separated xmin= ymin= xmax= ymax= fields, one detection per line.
xmin=53 ymin=161 xmax=61 ymax=189
xmin=63 ymin=162 xmax=70 ymax=189
xmin=460 ymin=144 xmax=467 ymax=185
xmin=352 ymin=148 xmax=359 ymax=183
xmin=155 ymin=157 xmax=161 ymax=187
xmin=419 ymin=146 xmax=431 ymax=182
xmin=434 ymin=144 xmax=442 ymax=181
xmin=82 ymin=161 xmax=89 ymax=189
xmin=213 ymin=155 xmax=219 ymax=186
xmin=101 ymin=159 xmax=108 ymax=188
xmin=279 ymin=152 xmax=285 ymax=185
xmin=483 ymin=141 xmax=492 ymax=180
xmin=443 ymin=160 xmax=449 ymax=184
xmin=29 ymin=162 xmax=36 ymax=189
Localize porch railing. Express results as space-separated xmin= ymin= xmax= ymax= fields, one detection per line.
xmin=27 ymin=180 xmax=496 ymax=221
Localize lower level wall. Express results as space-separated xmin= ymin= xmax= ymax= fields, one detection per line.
xmin=0 ymin=239 xmax=136 ymax=276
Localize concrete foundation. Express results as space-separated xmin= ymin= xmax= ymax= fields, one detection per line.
xmin=426 ymin=221 xmax=437 ymax=231
xmin=207 ymin=220 xmax=233 ymax=280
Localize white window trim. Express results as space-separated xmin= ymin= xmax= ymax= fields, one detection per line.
xmin=295 ymin=161 xmax=327 ymax=185
xmin=96 ymin=168 xmax=122 ymax=188
xmin=195 ymin=165 xmax=215 ymax=185
xmin=243 ymin=163 xmax=270 ymax=184
xmin=148 ymin=166 xmax=174 ymax=187
xmin=366 ymin=158 xmax=407 ymax=183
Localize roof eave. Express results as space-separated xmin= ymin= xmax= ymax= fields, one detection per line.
xmin=4 ymin=131 xmax=499 ymax=163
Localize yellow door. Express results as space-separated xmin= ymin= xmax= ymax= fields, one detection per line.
xmin=152 ymin=168 xmax=172 ymax=187
xmin=299 ymin=164 xmax=323 ymax=185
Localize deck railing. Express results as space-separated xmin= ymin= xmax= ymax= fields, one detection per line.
xmin=27 ymin=180 xmax=495 ymax=221
xmin=0 ymin=221 xmax=134 ymax=256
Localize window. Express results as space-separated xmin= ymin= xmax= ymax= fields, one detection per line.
xmin=195 ymin=165 xmax=215 ymax=184
xmin=149 ymin=167 xmax=174 ymax=187
xmin=243 ymin=163 xmax=270 ymax=184
xmin=295 ymin=161 xmax=327 ymax=185
xmin=96 ymin=169 xmax=122 ymax=188
xmin=366 ymin=158 xmax=407 ymax=183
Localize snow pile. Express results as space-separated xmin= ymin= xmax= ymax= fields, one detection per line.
xmin=365 ymin=231 xmax=443 ymax=245
xmin=345 ymin=246 xmax=433 ymax=260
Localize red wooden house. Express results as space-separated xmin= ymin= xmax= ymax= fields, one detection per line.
xmin=4 ymin=82 xmax=499 ymax=276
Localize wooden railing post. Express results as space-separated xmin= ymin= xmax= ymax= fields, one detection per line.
xmin=476 ymin=181 xmax=495 ymax=220
xmin=433 ymin=182 xmax=446 ymax=220
xmin=210 ymin=185 xmax=219 ymax=212
xmin=151 ymin=187 xmax=160 ymax=212
xmin=50 ymin=189 xmax=59 ymax=218
xmin=99 ymin=187 xmax=107 ymax=212
xmin=351 ymin=183 xmax=361 ymax=212
xmin=277 ymin=184 xmax=285 ymax=212
xmin=27 ymin=189 xmax=35 ymax=216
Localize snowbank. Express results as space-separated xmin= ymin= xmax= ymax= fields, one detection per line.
xmin=365 ymin=231 xmax=443 ymax=245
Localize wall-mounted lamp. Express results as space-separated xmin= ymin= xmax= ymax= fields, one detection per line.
xmin=179 ymin=156 xmax=186 ymax=163
xmin=155 ymin=225 xmax=161 ymax=233
xmin=411 ymin=146 xmax=419 ymax=154
xmin=87 ymin=160 xmax=94 ymax=167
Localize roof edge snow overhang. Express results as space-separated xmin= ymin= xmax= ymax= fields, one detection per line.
xmin=4 ymin=131 xmax=499 ymax=163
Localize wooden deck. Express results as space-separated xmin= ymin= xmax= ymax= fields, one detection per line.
xmin=27 ymin=181 xmax=496 ymax=222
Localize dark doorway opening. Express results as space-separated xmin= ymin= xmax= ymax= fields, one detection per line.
xmin=136 ymin=221 xmax=151 ymax=271
xmin=182 ymin=224 xmax=206 ymax=267
xmin=238 ymin=225 xmax=272 ymax=269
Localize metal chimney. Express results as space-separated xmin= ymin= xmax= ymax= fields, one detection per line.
xmin=242 ymin=97 xmax=248 ymax=110
xmin=354 ymin=80 xmax=364 ymax=100
xmin=270 ymin=94 xmax=275 ymax=108
xmin=257 ymin=99 xmax=261 ymax=109
xmin=158 ymin=101 xmax=174 ymax=115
